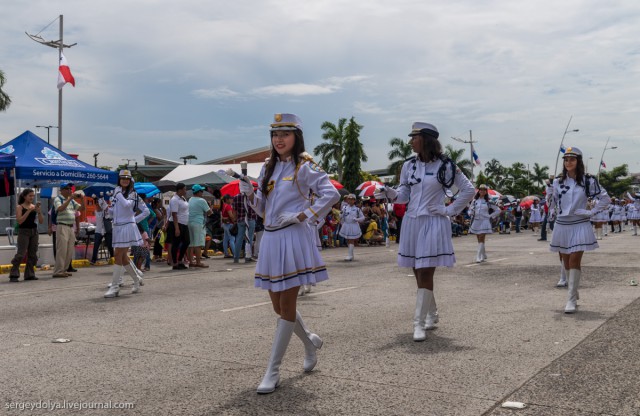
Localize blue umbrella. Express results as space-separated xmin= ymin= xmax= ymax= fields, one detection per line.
xmin=134 ymin=182 xmax=160 ymax=197
xmin=81 ymin=182 xmax=116 ymax=198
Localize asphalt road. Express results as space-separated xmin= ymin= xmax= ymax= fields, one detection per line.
xmin=1 ymin=228 xmax=638 ymax=415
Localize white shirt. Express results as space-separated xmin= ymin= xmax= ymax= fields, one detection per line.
xmin=341 ymin=205 xmax=364 ymax=224
xmin=112 ymin=187 xmax=150 ymax=226
xmin=547 ymin=176 xmax=610 ymax=218
xmin=470 ymin=199 xmax=500 ymax=222
xmin=169 ymin=194 xmax=189 ymax=225
xmin=395 ymin=157 xmax=475 ymax=219
xmin=94 ymin=198 xmax=110 ymax=234
xmin=250 ymin=156 xmax=340 ymax=229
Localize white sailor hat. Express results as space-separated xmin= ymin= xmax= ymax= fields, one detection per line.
xmin=345 ymin=193 xmax=356 ymax=200
xmin=270 ymin=113 xmax=303 ymax=132
xmin=408 ymin=122 xmax=439 ymax=139
xmin=563 ymin=146 xmax=583 ymax=158
xmin=119 ymin=169 xmax=133 ymax=178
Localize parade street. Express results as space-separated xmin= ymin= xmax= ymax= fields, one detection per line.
xmin=1 ymin=231 xmax=638 ymax=416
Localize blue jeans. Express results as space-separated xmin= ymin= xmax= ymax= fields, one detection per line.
xmin=222 ymin=223 xmax=236 ymax=256
xmin=234 ymin=219 xmax=256 ymax=260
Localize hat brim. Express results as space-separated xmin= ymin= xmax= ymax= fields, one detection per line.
xmin=270 ymin=126 xmax=299 ymax=132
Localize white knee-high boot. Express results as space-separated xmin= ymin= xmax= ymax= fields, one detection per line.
xmin=633 ymin=225 xmax=638 ymax=236
xmin=423 ymin=289 xmax=439 ymax=330
xmin=480 ymin=243 xmax=487 ymax=261
xmin=257 ymin=319 xmax=295 ymax=394
xmin=345 ymin=244 xmax=354 ymax=261
xmin=104 ymin=265 xmax=123 ymax=298
xmin=475 ymin=243 xmax=482 ymax=263
xmin=128 ymin=258 xmax=144 ymax=285
xmin=413 ymin=288 xmax=431 ymax=341
xmin=293 ymin=311 xmax=323 ymax=372
xmin=123 ymin=263 xmax=141 ymax=294
xmin=564 ymin=269 xmax=581 ymax=313
xmin=556 ymin=265 xmax=568 ymax=287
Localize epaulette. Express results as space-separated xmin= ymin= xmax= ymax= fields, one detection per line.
xmin=297 ymin=152 xmax=324 ymax=172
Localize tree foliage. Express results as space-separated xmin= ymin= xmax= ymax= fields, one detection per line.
xmin=314 ymin=118 xmax=347 ymax=181
xmin=341 ymin=117 xmax=365 ymax=192
xmin=386 ymin=137 xmax=412 ymax=184
xmin=0 ymin=69 xmax=11 ymax=112
xmin=599 ymin=164 xmax=634 ymax=198
xmin=443 ymin=145 xmax=473 ymax=179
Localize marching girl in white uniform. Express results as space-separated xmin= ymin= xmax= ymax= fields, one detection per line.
xmin=469 ymin=184 xmax=501 ymax=263
xmin=529 ymin=199 xmax=543 ymax=233
xmin=105 ymin=170 xmax=150 ymax=298
xmin=626 ymin=193 xmax=640 ymax=235
xmin=339 ymin=194 xmax=365 ymax=261
xmin=547 ymin=147 xmax=610 ymax=313
xmin=376 ymin=122 xmax=474 ymax=341
xmin=611 ymin=199 xmax=624 ymax=233
xmin=590 ymin=196 xmax=610 ymax=240
xmin=241 ymin=113 xmax=340 ymax=394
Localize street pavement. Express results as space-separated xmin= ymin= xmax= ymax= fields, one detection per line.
xmin=1 ymin=228 xmax=638 ymax=415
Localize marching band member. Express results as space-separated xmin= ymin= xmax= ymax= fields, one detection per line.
xmin=241 ymin=113 xmax=340 ymax=394
xmin=338 ymin=194 xmax=365 ymax=261
xmin=547 ymin=147 xmax=610 ymax=313
xmin=376 ymin=122 xmax=474 ymax=341
xmin=104 ymin=170 xmax=149 ymax=298
xmin=468 ymin=184 xmax=501 ymax=263
xmin=529 ymin=199 xmax=543 ymax=234
xmin=626 ymin=192 xmax=640 ymax=235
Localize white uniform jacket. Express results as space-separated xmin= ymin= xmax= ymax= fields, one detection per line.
xmin=341 ymin=205 xmax=364 ymax=225
xmin=250 ymin=157 xmax=340 ymax=230
xmin=547 ymin=176 xmax=610 ymax=219
xmin=112 ymin=187 xmax=150 ymax=226
xmin=469 ymin=199 xmax=501 ymax=222
xmin=394 ymin=156 xmax=475 ymax=218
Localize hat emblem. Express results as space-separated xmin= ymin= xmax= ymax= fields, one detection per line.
xmin=274 ymin=114 xmax=283 ymax=122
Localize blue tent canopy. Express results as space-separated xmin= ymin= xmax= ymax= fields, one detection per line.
xmin=0 ymin=131 xmax=117 ymax=187
xmin=0 ymin=154 xmax=16 ymax=168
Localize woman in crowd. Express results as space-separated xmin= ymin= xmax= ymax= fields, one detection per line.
xmin=9 ymin=189 xmax=44 ymax=282
xmin=547 ymin=147 xmax=610 ymax=313
xmin=220 ymin=194 xmax=236 ymax=258
xmin=468 ymin=184 xmax=501 ymax=262
xmin=241 ymin=113 xmax=340 ymax=394
xmin=529 ymin=199 xmax=543 ymax=234
xmin=377 ymin=122 xmax=474 ymax=341
xmin=104 ymin=170 xmax=150 ymax=298
xmin=188 ymin=184 xmax=212 ymax=268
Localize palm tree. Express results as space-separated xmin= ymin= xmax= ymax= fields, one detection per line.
xmin=483 ymin=158 xmax=504 ymax=180
xmin=444 ymin=145 xmax=473 ymax=179
xmin=530 ymin=162 xmax=549 ymax=188
xmin=387 ymin=137 xmax=412 ymax=184
xmin=342 ymin=117 xmax=366 ymax=192
xmin=0 ymin=70 xmax=11 ymax=112
xmin=314 ymin=118 xmax=347 ymax=181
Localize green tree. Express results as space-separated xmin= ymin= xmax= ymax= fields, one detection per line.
xmin=387 ymin=137 xmax=412 ymax=184
xmin=530 ymin=163 xmax=550 ymax=189
xmin=474 ymin=171 xmax=491 ymax=189
xmin=443 ymin=145 xmax=473 ymax=179
xmin=341 ymin=117 xmax=366 ymax=192
xmin=314 ymin=118 xmax=347 ymax=181
xmin=0 ymin=69 xmax=11 ymax=112
xmin=599 ymin=164 xmax=634 ymax=198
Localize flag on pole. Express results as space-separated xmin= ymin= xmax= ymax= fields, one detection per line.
xmin=471 ymin=143 xmax=481 ymax=165
xmin=57 ymin=52 xmax=76 ymax=89
xmin=601 ymin=160 xmax=606 ymax=168
xmin=560 ymin=145 xmax=566 ymax=153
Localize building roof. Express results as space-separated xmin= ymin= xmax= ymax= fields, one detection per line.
xmin=143 ymin=155 xmax=180 ymax=166
xmin=200 ymin=146 xmax=271 ymax=164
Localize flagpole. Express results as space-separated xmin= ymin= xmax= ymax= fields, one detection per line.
xmin=553 ymin=116 xmax=579 ymax=177
xmin=451 ymin=130 xmax=477 ymax=182
xmin=58 ymin=14 xmax=63 ymax=150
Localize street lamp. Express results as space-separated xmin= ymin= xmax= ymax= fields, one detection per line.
xmin=597 ymin=137 xmax=617 ymax=180
xmin=553 ymin=116 xmax=579 ymax=176
xmin=93 ymin=153 xmax=99 ymax=167
xmin=35 ymin=125 xmax=58 ymax=144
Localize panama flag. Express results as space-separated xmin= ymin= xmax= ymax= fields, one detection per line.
xmin=601 ymin=160 xmax=606 ymax=168
xmin=560 ymin=145 xmax=566 ymax=153
xmin=57 ymin=52 xmax=76 ymax=89
xmin=471 ymin=143 xmax=481 ymax=165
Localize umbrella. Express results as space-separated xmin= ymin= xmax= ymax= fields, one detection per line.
xmin=359 ymin=182 xmax=385 ymax=198
xmin=500 ymin=195 xmax=517 ymax=206
xmin=134 ymin=182 xmax=161 ymax=198
xmin=220 ymin=179 xmax=258 ymax=197
xmin=153 ymin=179 xmax=177 ymax=192
xmin=475 ymin=188 xmax=502 ymax=198
xmin=329 ymin=179 xmax=344 ymax=189
xmin=356 ymin=180 xmax=383 ymax=191
xmin=81 ymin=182 xmax=116 ymax=197
xmin=338 ymin=188 xmax=350 ymax=197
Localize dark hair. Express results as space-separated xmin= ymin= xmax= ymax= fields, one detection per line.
xmin=560 ymin=155 xmax=585 ymax=187
xmin=119 ymin=178 xmax=134 ymax=197
xmin=474 ymin=190 xmax=490 ymax=202
xmin=18 ymin=188 xmax=34 ymax=205
xmin=261 ymin=129 xmax=306 ymax=197
xmin=212 ymin=189 xmax=222 ymax=199
xmin=138 ymin=193 xmax=147 ymax=199
xmin=176 ymin=182 xmax=186 ymax=192
xmin=414 ymin=134 xmax=442 ymax=162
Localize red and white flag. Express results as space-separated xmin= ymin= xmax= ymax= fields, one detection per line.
xmin=57 ymin=52 xmax=76 ymax=89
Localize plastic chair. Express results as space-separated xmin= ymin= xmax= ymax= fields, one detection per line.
xmin=5 ymin=227 xmax=16 ymax=246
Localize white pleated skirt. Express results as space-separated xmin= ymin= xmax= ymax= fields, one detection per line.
xmin=591 ymin=210 xmax=610 ymax=223
xmin=112 ymin=221 xmax=143 ymax=248
xmin=628 ymin=210 xmax=640 ymax=221
xmin=254 ymin=222 xmax=328 ymax=292
xmin=550 ymin=216 xmax=598 ymax=254
xmin=469 ymin=218 xmax=493 ymax=235
xmin=398 ymin=215 xmax=455 ymax=268
xmin=339 ymin=222 xmax=362 ymax=239
xmin=529 ymin=211 xmax=542 ymax=223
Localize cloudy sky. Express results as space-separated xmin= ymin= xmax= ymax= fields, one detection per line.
xmin=1 ymin=0 xmax=639 ymax=177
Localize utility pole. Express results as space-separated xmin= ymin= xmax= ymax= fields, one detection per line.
xmin=93 ymin=153 xmax=99 ymax=167
xmin=27 ymin=15 xmax=77 ymax=150
xmin=451 ymin=130 xmax=477 ymax=180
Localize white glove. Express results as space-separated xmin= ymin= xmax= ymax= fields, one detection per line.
xmin=429 ymin=204 xmax=454 ymax=217
xmin=574 ymin=209 xmax=592 ymax=217
xmin=277 ymin=212 xmax=301 ymax=227
xmin=238 ymin=179 xmax=254 ymax=196
xmin=374 ymin=186 xmax=398 ymax=200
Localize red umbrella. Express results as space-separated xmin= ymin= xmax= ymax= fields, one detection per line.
xmin=220 ymin=179 xmax=258 ymax=197
xmin=356 ymin=180 xmax=383 ymax=191
xmin=359 ymin=182 xmax=385 ymax=197
xmin=329 ymin=179 xmax=344 ymax=189
xmin=475 ymin=188 xmax=502 ymax=198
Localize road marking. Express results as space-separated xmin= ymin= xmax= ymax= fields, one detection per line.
xmin=465 ymin=258 xmax=508 ymax=267
xmin=220 ymin=286 xmax=358 ymax=312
